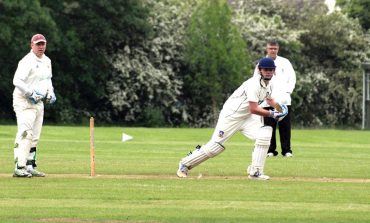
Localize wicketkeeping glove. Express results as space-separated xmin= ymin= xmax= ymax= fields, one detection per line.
xmin=28 ymin=90 xmax=45 ymax=104
xmin=45 ymin=91 xmax=56 ymax=104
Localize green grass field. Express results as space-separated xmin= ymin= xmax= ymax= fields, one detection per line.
xmin=0 ymin=125 xmax=369 ymax=223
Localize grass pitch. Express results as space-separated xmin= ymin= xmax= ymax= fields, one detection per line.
xmin=0 ymin=125 xmax=369 ymax=222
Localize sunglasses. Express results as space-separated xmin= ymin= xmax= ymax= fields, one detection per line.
xmin=263 ymin=68 xmax=275 ymax=71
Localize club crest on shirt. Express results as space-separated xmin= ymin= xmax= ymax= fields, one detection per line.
xmin=218 ymin=130 xmax=225 ymax=138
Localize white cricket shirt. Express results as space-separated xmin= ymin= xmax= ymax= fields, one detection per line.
xmin=253 ymin=55 xmax=296 ymax=106
xmin=221 ymin=76 xmax=273 ymax=119
xmin=13 ymin=50 xmax=53 ymax=97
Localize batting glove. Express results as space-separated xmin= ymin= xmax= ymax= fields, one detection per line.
xmin=45 ymin=91 xmax=57 ymax=104
xmin=28 ymin=90 xmax=45 ymax=104
xmin=270 ymin=103 xmax=288 ymax=121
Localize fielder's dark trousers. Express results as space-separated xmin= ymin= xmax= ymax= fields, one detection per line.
xmin=263 ymin=106 xmax=292 ymax=156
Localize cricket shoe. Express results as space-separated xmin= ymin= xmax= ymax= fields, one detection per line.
xmin=267 ymin=152 xmax=275 ymax=157
xmin=283 ymin=152 xmax=293 ymax=158
xmin=176 ymin=162 xmax=189 ymax=178
xmin=27 ymin=168 xmax=46 ymax=177
xmin=13 ymin=168 xmax=32 ymax=178
xmin=248 ymin=174 xmax=270 ymax=180
xmin=247 ymin=166 xmax=270 ymax=180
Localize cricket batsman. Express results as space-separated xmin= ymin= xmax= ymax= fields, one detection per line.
xmin=177 ymin=57 xmax=288 ymax=180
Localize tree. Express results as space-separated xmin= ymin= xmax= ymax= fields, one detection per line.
xmin=231 ymin=0 xmax=370 ymax=127
xmin=106 ymin=0 xmax=197 ymax=126
xmin=337 ymin=0 xmax=370 ymax=30
xmin=230 ymin=0 xmax=326 ymax=62
xmin=40 ymin=0 xmax=152 ymax=123
xmin=296 ymin=12 xmax=369 ymax=126
xmin=183 ymin=0 xmax=251 ymax=126
xmin=0 ymin=0 xmax=59 ymax=121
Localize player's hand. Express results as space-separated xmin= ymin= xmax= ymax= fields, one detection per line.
xmin=28 ymin=90 xmax=45 ymax=104
xmin=45 ymin=91 xmax=56 ymax=104
xmin=277 ymin=103 xmax=288 ymax=115
xmin=270 ymin=103 xmax=288 ymax=121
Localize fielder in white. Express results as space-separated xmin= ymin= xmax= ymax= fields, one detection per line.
xmin=12 ymin=34 xmax=56 ymax=177
xmin=177 ymin=58 xmax=288 ymax=180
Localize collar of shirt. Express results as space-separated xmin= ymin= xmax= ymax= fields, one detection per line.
xmin=259 ymin=78 xmax=270 ymax=88
xmin=30 ymin=50 xmax=45 ymax=61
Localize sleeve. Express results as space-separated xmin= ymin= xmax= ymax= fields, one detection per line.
xmin=13 ymin=60 xmax=32 ymax=96
xmin=47 ymin=78 xmax=54 ymax=94
xmin=47 ymin=62 xmax=54 ymax=94
xmin=252 ymin=64 xmax=260 ymax=78
xmin=285 ymin=60 xmax=296 ymax=94
xmin=246 ymin=80 xmax=259 ymax=102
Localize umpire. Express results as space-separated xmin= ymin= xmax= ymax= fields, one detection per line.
xmin=253 ymin=40 xmax=296 ymax=157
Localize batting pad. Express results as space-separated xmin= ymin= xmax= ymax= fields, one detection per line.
xmin=26 ymin=147 xmax=37 ymax=168
xmin=16 ymin=130 xmax=33 ymax=168
xmin=203 ymin=142 xmax=225 ymax=158
xmin=249 ymin=126 xmax=272 ymax=175
xmin=255 ymin=126 xmax=273 ymax=146
xmin=249 ymin=145 xmax=269 ymax=175
xmin=181 ymin=142 xmax=225 ymax=169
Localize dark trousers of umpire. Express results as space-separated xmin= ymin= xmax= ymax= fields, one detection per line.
xmin=263 ymin=106 xmax=292 ymax=156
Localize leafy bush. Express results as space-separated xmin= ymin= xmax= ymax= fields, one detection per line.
xmin=182 ymin=0 xmax=251 ymax=126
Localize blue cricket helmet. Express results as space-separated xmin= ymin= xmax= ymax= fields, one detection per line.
xmin=258 ymin=57 xmax=276 ymax=69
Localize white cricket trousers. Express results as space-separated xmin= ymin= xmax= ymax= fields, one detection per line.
xmin=210 ymin=111 xmax=264 ymax=144
xmin=13 ymin=93 xmax=44 ymax=167
xmin=209 ymin=110 xmax=271 ymax=175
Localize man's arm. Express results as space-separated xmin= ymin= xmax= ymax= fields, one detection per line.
xmin=45 ymin=78 xmax=56 ymax=104
xmin=266 ymin=98 xmax=289 ymax=120
xmin=252 ymin=64 xmax=260 ymax=78
xmin=285 ymin=60 xmax=296 ymax=94
xmin=13 ymin=60 xmax=32 ymax=96
xmin=266 ymin=98 xmax=282 ymax=112
xmin=250 ymin=99 xmax=287 ymax=118
xmin=249 ymin=101 xmax=272 ymax=117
